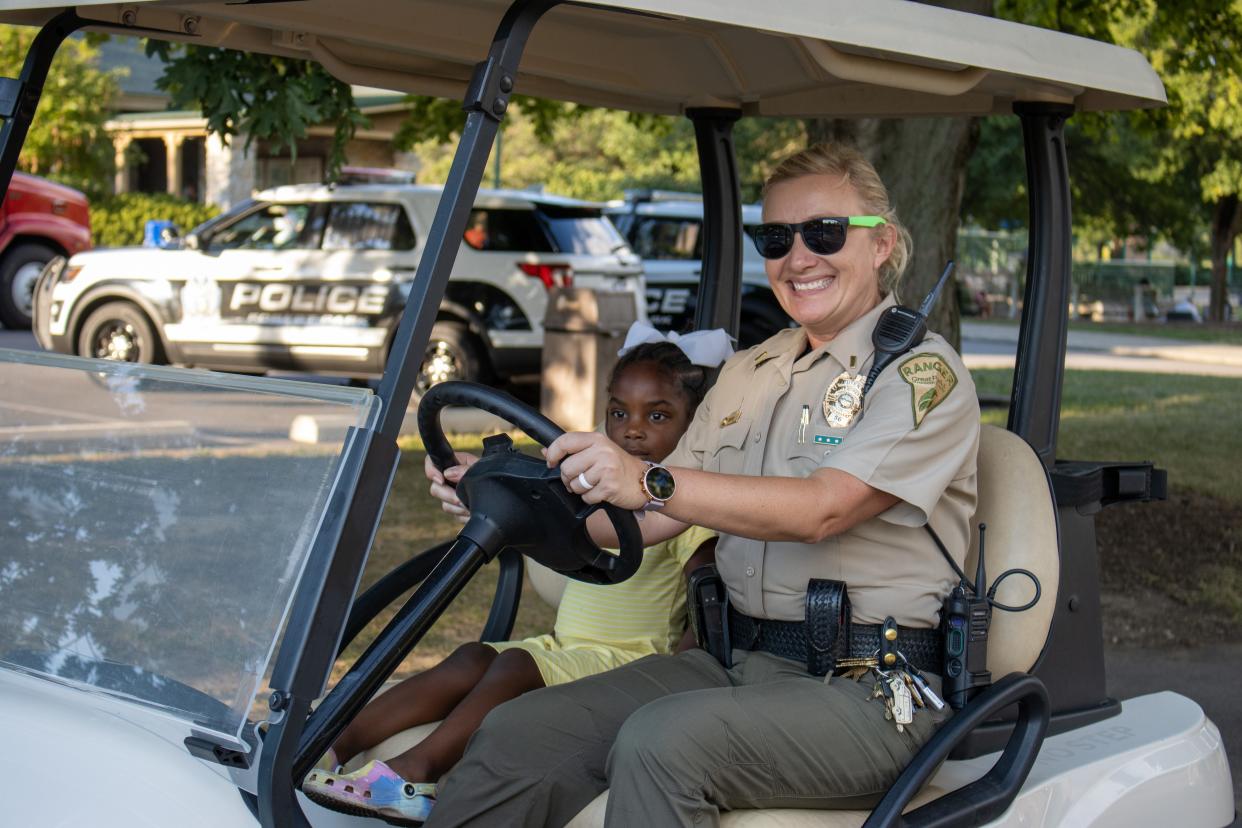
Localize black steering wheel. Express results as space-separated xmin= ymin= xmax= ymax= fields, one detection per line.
xmin=418 ymin=381 xmax=643 ymax=585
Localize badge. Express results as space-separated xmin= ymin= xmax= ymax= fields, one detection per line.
xmin=720 ymin=409 xmax=742 ymax=427
xmin=898 ymin=353 xmax=958 ymax=428
xmin=822 ymin=371 xmax=865 ymax=428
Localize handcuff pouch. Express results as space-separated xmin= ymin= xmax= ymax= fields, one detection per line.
xmin=687 ymin=564 xmax=732 ymax=668
xmin=805 ymin=579 xmax=851 ymax=677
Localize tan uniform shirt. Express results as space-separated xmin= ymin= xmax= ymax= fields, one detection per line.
xmin=665 ymin=295 xmax=979 ymax=627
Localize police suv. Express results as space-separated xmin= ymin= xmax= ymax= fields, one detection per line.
xmin=605 ymin=192 xmax=790 ymax=347
xmin=33 ymin=183 xmax=644 ymax=390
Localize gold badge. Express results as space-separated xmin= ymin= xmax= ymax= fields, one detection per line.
xmin=898 ymin=353 xmax=958 ymax=428
xmin=720 ymin=409 xmax=742 ymax=427
xmin=822 ymin=372 xmax=865 ymax=428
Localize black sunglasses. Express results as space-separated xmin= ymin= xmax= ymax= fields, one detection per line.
xmin=750 ymin=215 xmax=886 ymax=260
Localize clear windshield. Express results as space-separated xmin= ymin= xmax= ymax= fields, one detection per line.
xmin=0 ymin=350 xmax=378 ymax=748
xmin=538 ymin=206 xmax=627 ymax=255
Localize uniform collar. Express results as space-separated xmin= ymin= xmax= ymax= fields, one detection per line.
xmin=786 ymin=293 xmax=898 ymax=373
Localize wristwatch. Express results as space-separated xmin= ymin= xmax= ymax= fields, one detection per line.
xmin=640 ymin=461 xmax=676 ymax=510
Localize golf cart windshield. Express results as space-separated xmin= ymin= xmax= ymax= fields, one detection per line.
xmin=0 ymin=349 xmax=378 ymax=749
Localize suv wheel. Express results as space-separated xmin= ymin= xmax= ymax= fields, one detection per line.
xmin=77 ymin=301 xmax=164 ymax=364
xmin=0 ymin=242 xmax=56 ymax=329
xmin=415 ymin=321 xmax=484 ymax=394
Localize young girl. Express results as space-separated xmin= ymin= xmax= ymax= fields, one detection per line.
xmin=303 ymin=338 xmax=724 ymax=825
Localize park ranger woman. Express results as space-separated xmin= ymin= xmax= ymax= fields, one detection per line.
xmin=425 ymin=143 xmax=980 ymax=827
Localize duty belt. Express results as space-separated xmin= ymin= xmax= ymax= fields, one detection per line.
xmin=727 ymin=607 xmax=943 ymax=677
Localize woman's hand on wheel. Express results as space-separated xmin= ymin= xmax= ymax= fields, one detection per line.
xmin=546 ymin=432 xmax=649 ymax=511
xmin=425 ymin=451 xmax=479 ymax=523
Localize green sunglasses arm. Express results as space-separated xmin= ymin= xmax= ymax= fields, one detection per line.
xmin=848 ymin=216 xmax=887 ymax=227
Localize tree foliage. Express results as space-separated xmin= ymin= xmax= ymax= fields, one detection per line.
xmin=148 ymin=42 xmax=368 ymax=180
xmin=0 ymin=27 xmax=121 ymax=198
xmin=408 ymin=102 xmax=802 ymax=203
xmin=995 ymin=0 xmax=1242 ymax=320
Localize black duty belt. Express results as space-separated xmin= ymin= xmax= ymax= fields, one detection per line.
xmin=728 ymin=606 xmax=943 ymax=677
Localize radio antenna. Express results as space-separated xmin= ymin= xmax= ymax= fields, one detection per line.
xmin=918 ymin=260 xmax=956 ymax=318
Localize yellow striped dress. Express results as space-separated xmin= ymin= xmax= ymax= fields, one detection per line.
xmin=488 ymin=525 xmax=716 ymax=686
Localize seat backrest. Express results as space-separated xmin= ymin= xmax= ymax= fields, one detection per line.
xmin=526 ymin=425 xmax=1060 ymax=679
xmin=526 ymin=557 xmax=570 ymax=609
xmin=968 ymin=425 xmax=1060 ymax=677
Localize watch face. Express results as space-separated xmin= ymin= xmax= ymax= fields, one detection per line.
xmin=644 ymin=465 xmax=676 ymax=501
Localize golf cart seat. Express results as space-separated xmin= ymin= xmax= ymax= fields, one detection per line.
xmin=354 ymin=424 xmax=1060 ymax=826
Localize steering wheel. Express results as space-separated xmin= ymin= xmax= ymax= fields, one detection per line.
xmin=418 ymin=381 xmax=643 ymax=585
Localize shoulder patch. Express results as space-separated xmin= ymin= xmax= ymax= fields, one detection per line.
xmin=897 ymin=352 xmax=958 ymax=428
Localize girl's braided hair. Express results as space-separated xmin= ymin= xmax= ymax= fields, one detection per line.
xmin=609 ymin=342 xmax=709 ymax=413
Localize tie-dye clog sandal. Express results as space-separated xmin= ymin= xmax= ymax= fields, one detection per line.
xmin=303 ymin=759 xmax=435 ymax=826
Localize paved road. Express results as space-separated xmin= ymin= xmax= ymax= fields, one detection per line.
xmin=962 ymin=320 xmax=1242 ymax=377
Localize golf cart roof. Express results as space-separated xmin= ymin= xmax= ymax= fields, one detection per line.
xmin=0 ymin=0 xmax=1165 ymax=116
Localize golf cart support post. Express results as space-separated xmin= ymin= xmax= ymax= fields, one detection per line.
xmin=0 ymin=1 xmax=1195 ymax=826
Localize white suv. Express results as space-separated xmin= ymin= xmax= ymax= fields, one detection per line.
xmin=33 ymin=184 xmax=645 ymax=390
xmin=606 ymin=192 xmax=790 ymax=347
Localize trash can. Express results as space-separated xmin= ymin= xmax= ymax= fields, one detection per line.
xmin=540 ymin=287 xmax=637 ymax=432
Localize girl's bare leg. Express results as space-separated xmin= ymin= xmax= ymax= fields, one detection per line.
xmin=331 ymin=641 xmax=500 ymax=765
xmin=382 ymin=648 xmax=545 ymax=783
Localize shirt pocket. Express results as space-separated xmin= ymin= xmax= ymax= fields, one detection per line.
xmin=786 ymin=441 xmax=835 ymax=478
xmin=704 ymin=417 xmax=752 ymax=474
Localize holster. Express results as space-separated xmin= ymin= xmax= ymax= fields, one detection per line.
xmin=805 ymin=579 xmax=851 ymax=677
xmin=687 ymin=564 xmax=732 ymax=668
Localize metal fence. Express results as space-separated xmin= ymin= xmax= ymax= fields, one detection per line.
xmin=955 ymin=228 xmax=1236 ymax=320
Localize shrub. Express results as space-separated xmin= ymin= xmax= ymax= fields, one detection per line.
xmin=92 ymin=193 xmax=221 ymax=248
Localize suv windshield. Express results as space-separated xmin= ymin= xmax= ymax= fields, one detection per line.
xmin=465 ymin=205 xmax=624 ymax=255
xmin=626 ymin=214 xmax=762 ymax=261
xmin=538 ymin=206 xmax=626 ymax=256
xmin=0 ymin=351 xmax=378 ymax=748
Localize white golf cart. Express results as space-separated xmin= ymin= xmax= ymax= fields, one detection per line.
xmin=0 ymin=1 xmax=1233 ymax=826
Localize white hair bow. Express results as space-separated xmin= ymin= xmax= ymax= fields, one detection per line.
xmin=617 ymin=321 xmax=735 ymax=368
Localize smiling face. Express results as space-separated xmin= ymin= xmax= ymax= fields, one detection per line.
xmin=605 ymin=362 xmax=692 ymax=462
xmin=762 ymin=173 xmax=894 ymax=347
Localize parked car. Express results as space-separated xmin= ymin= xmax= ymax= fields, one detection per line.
xmin=33 ymin=183 xmax=643 ymax=390
xmin=0 ymin=171 xmax=91 ymax=329
xmin=606 ymin=191 xmax=790 ymax=347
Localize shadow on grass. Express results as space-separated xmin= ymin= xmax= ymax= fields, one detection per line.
xmin=974 ymin=368 xmax=1242 ymax=647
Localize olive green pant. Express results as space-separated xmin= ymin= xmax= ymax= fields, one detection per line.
xmin=425 ymin=648 xmax=950 ymax=828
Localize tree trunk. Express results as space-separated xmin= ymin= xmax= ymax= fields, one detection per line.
xmin=1208 ymin=195 xmax=1240 ymax=323
xmin=802 ymin=116 xmax=980 ymax=351
xmin=802 ymin=0 xmax=989 ymax=351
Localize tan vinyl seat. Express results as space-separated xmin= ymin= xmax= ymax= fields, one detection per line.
xmin=355 ymin=425 xmax=1060 ymax=827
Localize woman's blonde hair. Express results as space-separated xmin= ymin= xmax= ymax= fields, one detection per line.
xmin=762 ymin=143 xmax=912 ymax=296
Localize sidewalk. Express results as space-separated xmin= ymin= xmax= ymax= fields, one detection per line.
xmin=963 ymin=321 xmax=1242 ymax=369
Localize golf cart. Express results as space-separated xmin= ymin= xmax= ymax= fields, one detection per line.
xmin=0 ymin=1 xmax=1233 ymax=827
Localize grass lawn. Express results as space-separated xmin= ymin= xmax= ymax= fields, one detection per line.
xmin=973 ymin=368 xmax=1242 ymax=503
xmin=337 ymin=368 xmax=1242 ymax=680
xmin=974 ymin=368 xmax=1242 ymax=644
xmin=971 ymin=316 xmax=1242 ymax=346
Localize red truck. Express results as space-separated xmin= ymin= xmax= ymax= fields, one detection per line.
xmin=0 ymin=172 xmax=91 ymax=329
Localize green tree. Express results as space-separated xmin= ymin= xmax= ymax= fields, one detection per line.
xmin=0 ymin=27 xmax=121 ymax=198
xmin=408 ymin=101 xmax=801 ymax=202
xmin=998 ymin=0 xmax=1242 ymax=321
xmin=801 ymin=1 xmax=993 ymax=347
xmin=964 ymin=115 xmax=1205 ymax=261
xmin=148 ymin=43 xmax=368 ymax=180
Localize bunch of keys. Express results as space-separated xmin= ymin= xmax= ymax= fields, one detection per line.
xmin=849 ymin=653 xmax=945 ymax=733
xmin=871 ymin=671 xmax=915 ymax=732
